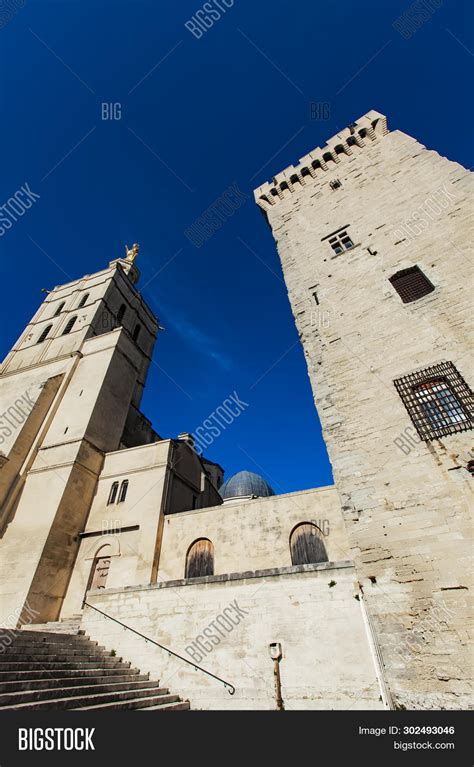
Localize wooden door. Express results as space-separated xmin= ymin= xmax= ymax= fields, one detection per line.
xmin=290 ymin=524 xmax=328 ymax=566
xmin=185 ymin=539 xmax=214 ymax=578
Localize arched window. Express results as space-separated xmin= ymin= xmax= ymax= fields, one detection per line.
xmin=132 ymin=324 xmax=141 ymax=342
xmin=54 ymin=302 xmax=65 ymax=316
xmin=86 ymin=544 xmax=112 ymax=593
xmin=117 ymin=479 xmax=128 ymax=503
xmin=62 ymin=316 xmax=77 ymax=335
xmin=185 ymin=538 xmax=214 ymax=579
xmin=78 ymin=293 xmax=89 ymax=308
xmin=117 ymin=304 xmax=126 ymax=325
xmin=290 ymin=523 xmax=328 ymax=566
xmin=107 ymin=481 xmax=119 ymax=505
xmin=37 ymin=324 xmax=52 ymax=344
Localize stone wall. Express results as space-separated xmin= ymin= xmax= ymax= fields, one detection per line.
xmin=255 ymin=113 xmax=473 ymax=709
xmin=159 ymin=486 xmax=348 ymax=580
xmin=82 ymin=562 xmax=384 ymax=710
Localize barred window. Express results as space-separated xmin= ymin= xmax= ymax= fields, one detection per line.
xmin=389 ymin=266 xmax=434 ymax=303
xmin=394 ymin=362 xmax=473 ymax=440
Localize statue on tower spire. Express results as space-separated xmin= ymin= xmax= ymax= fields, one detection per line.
xmin=124 ymin=243 xmax=139 ymax=262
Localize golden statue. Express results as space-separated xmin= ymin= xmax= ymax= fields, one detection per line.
xmin=124 ymin=243 xmax=139 ymax=262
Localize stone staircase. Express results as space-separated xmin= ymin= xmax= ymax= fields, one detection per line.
xmin=0 ymin=629 xmax=190 ymax=711
xmin=22 ymin=615 xmax=83 ymax=635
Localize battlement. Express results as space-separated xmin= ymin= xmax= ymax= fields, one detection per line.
xmin=253 ymin=110 xmax=388 ymax=209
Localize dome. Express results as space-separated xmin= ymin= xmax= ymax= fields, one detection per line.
xmin=220 ymin=470 xmax=275 ymax=500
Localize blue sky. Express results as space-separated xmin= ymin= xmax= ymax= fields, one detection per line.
xmin=0 ymin=0 xmax=472 ymax=493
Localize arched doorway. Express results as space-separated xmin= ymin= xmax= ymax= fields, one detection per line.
xmin=86 ymin=544 xmax=112 ymax=594
xmin=290 ymin=523 xmax=328 ymax=566
xmin=185 ymin=538 xmax=214 ymax=578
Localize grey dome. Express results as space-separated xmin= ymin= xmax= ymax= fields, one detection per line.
xmin=220 ymin=470 xmax=275 ymax=500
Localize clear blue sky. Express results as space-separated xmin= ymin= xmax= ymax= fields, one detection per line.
xmin=0 ymin=0 xmax=472 ymax=493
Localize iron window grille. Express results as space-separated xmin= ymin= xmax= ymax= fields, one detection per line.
xmin=394 ymin=361 xmax=473 ymax=441
xmin=389 ymin=265 xmax=435 ymax=303
xmin=328 ymin=230 xmax=353 ymax=255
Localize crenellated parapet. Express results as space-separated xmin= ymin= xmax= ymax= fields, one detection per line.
xmin=253 ymin=110 xmax=388 ymax=209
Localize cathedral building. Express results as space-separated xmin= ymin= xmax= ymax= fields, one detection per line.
xmin=0 ymin=111 xmax=472 ymax=710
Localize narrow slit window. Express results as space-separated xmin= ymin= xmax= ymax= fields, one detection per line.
xmin=132 ymin=324 xmax=141 ymax=342
xmin=78 ymin=293 xmax=89 ymax=308
xmin=37 ymin=324 xmax=52 ymax=343
xmin=107 ymin=482 xmax=119 ymax=505
xmin=54 ymin=302 xmax=65 ymax=316
xmin=62 ymin=316 xmax=77 ymax=335
xmin=389 ymin=266 xmax=435 ymax=303
xmin=117 ymin=304 xmax=126 ymax=325
xmin=117 ymin=479 xmax=129 ymax=503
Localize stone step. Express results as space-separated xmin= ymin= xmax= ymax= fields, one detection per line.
xmin=8 ymin=635 xmax=97 ymax=647
xmin=0 ymin=667 xmax=141 ymax=682
xmin=75 ymin=697 xmax=190 ymax=711
xmin=0 ymin=652 xmax=122 ymax=664
xmin=0 ymin=660 xmax=131 ymax=671
xmin=0 ymin=681 xmax=167 ymax=706
xmin=3 ymin=644 xmax=106 ymax=656
xmin=0 ymin=626 xmax=190 ymax=710
xmin=143 ymin=701 xmax=191 ymax=711
xmin=23 ymin=621 xmax=82 ymax=634
xmin=8 ymin=631 xmax=87 ymax=642
xmin=0 ymin=673 xmax=150 ymax=692
xmin=1 ymin=689 xmax=180 ymax=711
xmin=1 ymin=646 xmax=111 ymax=658
xmin=25 ymin=627 xmax=82 ymax=635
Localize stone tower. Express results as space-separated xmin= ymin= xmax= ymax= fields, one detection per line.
xmin=0 ymin=255 xmax=158 ymax=625
xmin=254 ymin=110 xmax=473 ymax=709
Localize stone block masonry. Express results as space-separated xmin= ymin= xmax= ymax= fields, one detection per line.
xmin=254 ymin=110 xmax=473 ymax=709
xmin=82 ymin=563 xmax=384 ymax=710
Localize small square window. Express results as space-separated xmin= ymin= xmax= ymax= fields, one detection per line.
xmin=394 ymin=362 xmax=473 ymax=441
xmin=389 ymin=265 xmax=434 ymax=303
xmin=328 ymin=230 xmax=354 ymax=255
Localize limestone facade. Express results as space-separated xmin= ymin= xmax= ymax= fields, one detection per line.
xmin=0 ymin=111 xmax=471 ymax=709
xmin=254 ymin=110 xmax=473 ymax=709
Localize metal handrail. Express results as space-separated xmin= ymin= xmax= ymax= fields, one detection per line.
xmin=82 ymin=600 xmax=235 ymax=695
